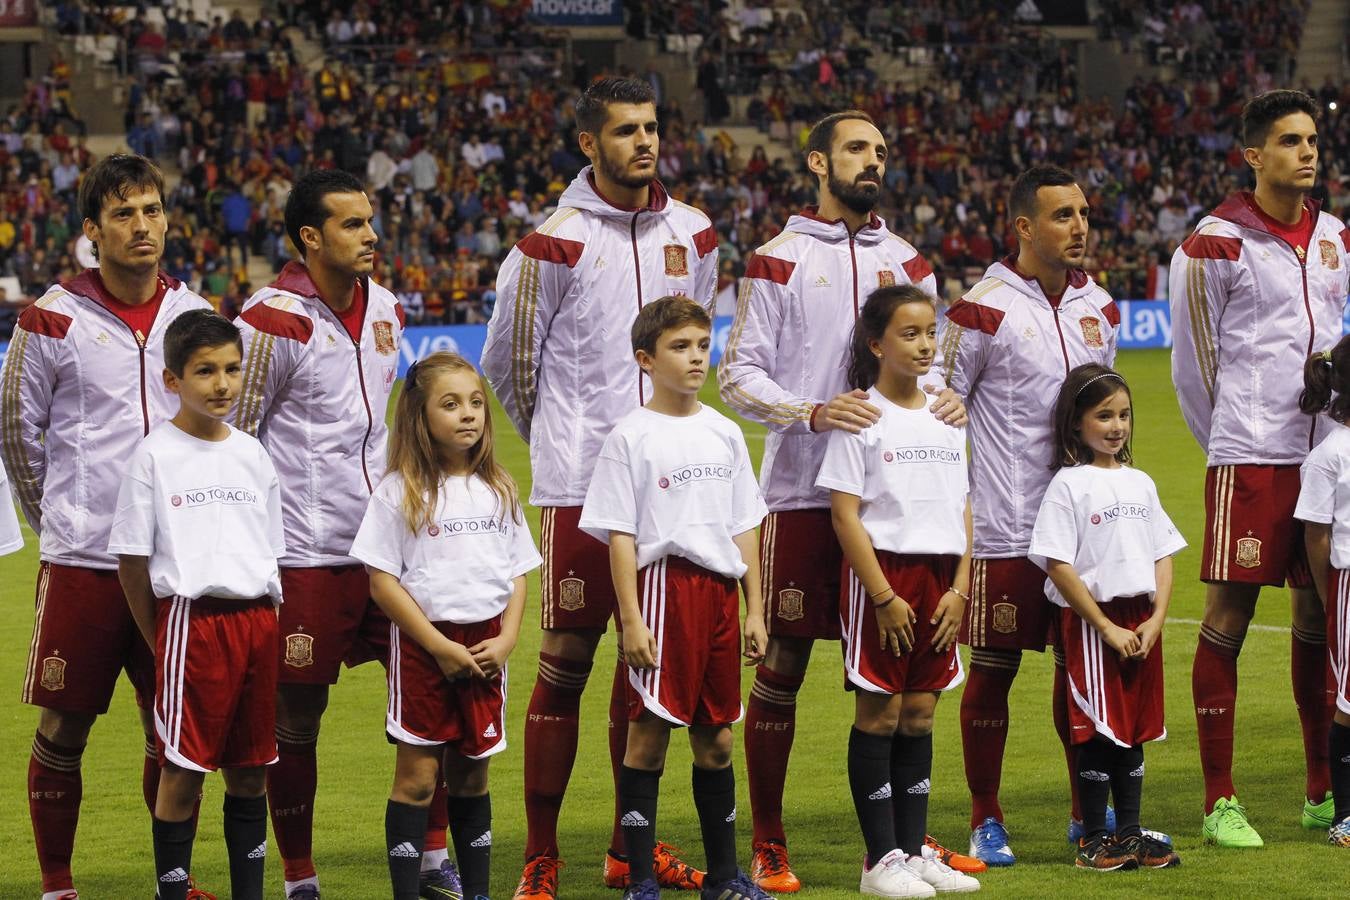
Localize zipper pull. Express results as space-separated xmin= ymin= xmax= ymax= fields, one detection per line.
xmin=1296 ymin=245 xmax=1306 ymax=262
xmin=134 ymin=329 xmax=146 ymax=348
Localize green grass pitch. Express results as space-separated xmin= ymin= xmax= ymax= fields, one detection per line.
xmin=0 ymin=348 xmax=1344 ymax=898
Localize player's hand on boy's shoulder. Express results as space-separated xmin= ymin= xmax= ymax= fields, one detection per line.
xmin=930 ymin=589 xmax=964 ymax=653
xmin=816 ymin=389 xmax=881 ymax=434
xmin=875 ymin=593 xmax=917 ymax=656
xmin=468 ymin=634 xmax=516 ymax=678
xmin=623 ymin=622 xmax=659 ymax=670
xmin=435 ymin=639 xmax=485 ymax=680
xmin=925 ymin=384 xmax=967 ymax=427
xmin=742 ymin=612 xmax=767 ymax=665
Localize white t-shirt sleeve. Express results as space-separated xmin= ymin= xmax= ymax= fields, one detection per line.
xmin=0 ymin=471 xmax=23 ymax=556
xmin=107 ymin=445 xmax=156 ymax=556
xmin=509 ymin=504 xmax=543 ymax=578
xmin=814 ymin=428 xmax=867 ymax=496
xmin=1027 ymin=476 xmax=1078 ymax=571
xmin=1295 ymin=447 xmax=1336 ymax=524
xmin=730 ymin=433 xmax=768 ymax=535
xmin=1148 ymin=481 xmax=1187 ymax=559
xmin=350 ymin=487 xmax=407 ymax=576
xmin=578 ymin=435 xmax=637 ymax=544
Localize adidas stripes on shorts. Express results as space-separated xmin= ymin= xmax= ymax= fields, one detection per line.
xmin=385 ymin=615 xmax=508 ymax=759
xmin=1329 ymin=569 xmax=1350 ymax=716
xmin=1058 ymin=594 xmax=1166 ymax=747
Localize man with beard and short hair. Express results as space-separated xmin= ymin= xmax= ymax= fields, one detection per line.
xmin=482 ymin=76 xmax=719 ymax=899
xmin=718 ymin=110 xmax=971 ymax=892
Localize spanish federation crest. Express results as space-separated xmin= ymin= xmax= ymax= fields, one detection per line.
xmin=559 ymin=577 xmax=585 ymax=611
xmin=40 ymin=656 xmax=67 ymax=691
xmin=372 ymin=320 xmax=397 ymax=355
xmin=777 ymin=588 xmax=804 ymax=622
xmin=877 ymin=269 xmax=896 ymax=287
xmin=664 ymin=244 xmax=689 ymax=277
xmin=992 ymin=602 xmax=1017 ymax=634
xmin=1320 ymin=239 xmax=1340 ymax=271
xmin=1235 ymin=535 xmax=1262 ymax=569
xmin=1079 ymin=316 xmax=1104 ymax=348
xmin=285 ymin=633 xmax=315 ymax=668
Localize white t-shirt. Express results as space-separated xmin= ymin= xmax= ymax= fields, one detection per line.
xmin=815 ymin=389 xmax=969 ymax=557
xmin=350 ymin=472 xmax=541 ymax=624
xmin=579 ymin=405 xmax=768 ymax=578
xmin=1028 ymin=465 xmax=1186 ymax=608
xmin=108 ymin=423 xmax=285 ymax=602
xmin=0 ymin=467 xmax=23 ymax=556
xmin=1295 ymin=425 xmax=1350 ymax=569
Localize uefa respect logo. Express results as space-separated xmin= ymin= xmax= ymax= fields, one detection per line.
xmin=880 ymin=446 xmax=961 ymax=464
xmin=427 ymin=516 xmax=509 ymax=537
xmin=656 ymin=462 xmax=733 ymax=490
xmin=1089 ymin=503 xmax=1150 ymax=525
xmin=170 ymin=486 xmax=260 ymax=508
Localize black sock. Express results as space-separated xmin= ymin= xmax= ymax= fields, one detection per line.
xmin=1111 ymin=744 xmax=1144 ymax=839
xmin=385 ymin=799 xmax=429 ymax=900
xmin=222 ymin=793 xmax=267 ymax=900
xmin=1076 ymin=739 xmax=1113 ymax=841
xmin=693 ymin=764 xmax=738 ymax=884
xmin=1331 ymin=721 xmax=1350 ymax=822
xmin=848 ymin=727 xmax=896 ymax=863
xmin=619 ymin=765 xmax=661 ymax=886
xmin=890 ymin=731 xmax=933 ymax=856
xmin=152 ymin=816 xmax=195 ymax=900
xmin=448 ymin=792 xmax=492 ymax=900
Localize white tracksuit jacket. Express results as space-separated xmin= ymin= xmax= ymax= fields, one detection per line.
xmin=0 ymin=271 xmax=212 ymax=568
xmin=482 ymin=168 xmax=719 ymax=506
xmin=939 ymin=258 xmax=1118 ymax=558
xmin=1170 ymin=192 xmax=1350 ymax=465
xmin=234 ymin=260 xmax=404 ymax=567
xmin=716 ymin=209 xmax=938 ymax=512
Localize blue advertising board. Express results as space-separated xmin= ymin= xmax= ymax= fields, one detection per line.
xmin=527 ymin=0 xmax=623 ymax=26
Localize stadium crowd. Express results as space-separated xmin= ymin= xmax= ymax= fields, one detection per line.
xmin=2 ymin=0 xmax=1345 ymax=338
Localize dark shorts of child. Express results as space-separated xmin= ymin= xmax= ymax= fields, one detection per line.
xmin=1328 ymin=569 xmax=1350 ymax=717
xmin=626 ymin=555 xmax=743 ymax=727
xmin=959 ymin=556 xmax=1056 ymax=652
xmin=538 ymin=505 xmax=620 ymax=631
xmin=155 ymin=596 xmax=279 ymax=772
xmin=1201 ymin=464 xmax=1311 ymax=588
xmin=1058 ymin=594 xmax=1165 ymax=748
xmin=386 ymin=616 xmax=508 ymax=759
xmin=841 ymin=551 xmax=965 ymax=695
xmin=761 ymin=508 xmax=843 ymax=640
xmin=277 ymin=564 xmax=391 ymax=684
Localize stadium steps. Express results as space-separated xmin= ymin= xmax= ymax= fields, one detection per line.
xmin=1297 ymin=0 xmax=1348 ymax=84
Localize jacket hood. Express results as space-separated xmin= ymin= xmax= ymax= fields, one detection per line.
xmin=784 ymin=206 xmax=889 ymax=245
xmin=61 ymin=269 xmax=182 ymax=307
xmin=557 ymin=166 xmax=670 ymax=218
xmin=268 ymin=259 xmax=372 ymax=304
xmin=983 ymin=254 xmax=1091 ymax=307
xmin=1210 ymin=191 xmax=1323 ymax=237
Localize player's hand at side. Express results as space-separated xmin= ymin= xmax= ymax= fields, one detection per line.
xmin=743 ymin=612 xmax=768 ymax=665
xmin=468 ymin=634 xmax=516 ymax=678
xmin=875 ymin=594 xmax=916 ymax=656
xmin=1101 ymin=622 xmax=1141 ymax=659
xmin=624 ymin=622 xmax=659 ymax=670
xmin=817 ymin=389 xmax=881 ymax=434
xmin=930 ymin=589 xmax=965 ymax=652
xmin=924 ymin=385 xmax=967 ymax=427
xmin=1131 ymin=615 xmax=1164 ymax=661
xmin=434 ymin=639 xmax=485 ymax=680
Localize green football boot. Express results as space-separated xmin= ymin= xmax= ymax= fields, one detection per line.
xmin=1202 ymin=796 xmax=1264 ymax=848
xmin=1302 ymin=791 xmax=1335 ymax=830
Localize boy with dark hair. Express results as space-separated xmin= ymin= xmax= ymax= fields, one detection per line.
xmin=111 ymin=309 xmax=285 ymax=900
xmin=581 ymin=296 xmax=770 ymax=900
xmin=1 ymin=152 xmax=214 ymax=900
xmin=1172 ymin=87 xmax=1350 ymax=846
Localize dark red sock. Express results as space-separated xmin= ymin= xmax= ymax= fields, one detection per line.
xmin=1292 ymin=625 xmax=1333 ymax=802
xmin=522 ymin=651 xmax=591 ymax=860
xmin=268 ymin=728 xmax=319 ymax=881
xmin=609 ymin=655 xmax=632 ymax=855
xmin=425 ymin=776 xmax=449 ymax=854
xmin=1193 ymin=625 xmax=1242 ymax=813
xmin=29 ymin=731 xmax=82 ymax=893
xmin=142 ymin=735 xmax=159 ymax=816
xmin=961 ymin=650 xmax=1019 ymax=829
xmin=1052 ymin=655 xmax=1081 ymax=821
xmin=744 ymin=664 xmax=804 ymax=845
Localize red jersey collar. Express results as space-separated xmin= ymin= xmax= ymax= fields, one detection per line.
xmin=798 ymin=205 xmax=883 ymax=232
xmin=1000 ymin=253 xmax=1088 ymax=304
xmin=1211 ymin=191 xmax=1321 ymax=237
xmin=62 ymin=268 xmax=179 ymax=309
xmin=585 ymin=171 xmax=670 ymax=213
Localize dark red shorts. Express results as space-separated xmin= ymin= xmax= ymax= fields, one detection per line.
xmin=1329 ymin=569 xmax=1350 ymax=717
xmin=841 ymin=552 xmax=964 ymax=694
xmin=959 ymin=557 xmax=1054 ymax=652
xmin=386 ymin=617 xmax=508 ymax=759
xmin=627 ymin=556 xmax=743 ymax=727
xmin=1059 ymin=595 xmax=1165 ymax=747
xmin=1202 ymin=464 xmax=1311 ymax=588
xmin=539 ymin=506 xmax=617 ymax=631
xmin=277 ymin=565 xmax=390 ymax=685
xmin=23 ymin=563 xmax=155 ymax=714
xmin=761 ymin=509 xmax=842 ymax=640
xmin=155 ymin=597 xmax=279 ymax=772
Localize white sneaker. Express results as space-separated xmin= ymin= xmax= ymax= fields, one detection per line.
xmin=860 ymin=849 xmax=936 ymax=898
xmin=910 ymin=845 xmax=980 ymax=892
